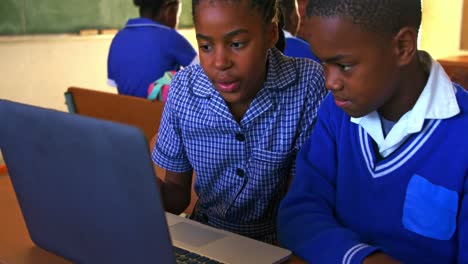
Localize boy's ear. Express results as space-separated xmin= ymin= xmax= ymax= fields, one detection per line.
xmin=268 ymin=21 xmax=279 ymax=49
xmin=393 ymin=27 xmax=418 ymax=66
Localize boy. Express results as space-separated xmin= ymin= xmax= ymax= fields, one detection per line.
xmin=278 ymin=0 xmax=468 ymax=263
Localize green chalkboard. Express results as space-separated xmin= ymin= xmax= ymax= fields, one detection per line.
xmin=0 ymin=0 xmax=194 ymax=35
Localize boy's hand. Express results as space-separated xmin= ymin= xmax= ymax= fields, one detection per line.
xmin=363 ymin=252 xmax=401 ymax=264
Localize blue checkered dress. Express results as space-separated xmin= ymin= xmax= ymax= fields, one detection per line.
xmin=152 ymin=48 xmax=326 ymax=243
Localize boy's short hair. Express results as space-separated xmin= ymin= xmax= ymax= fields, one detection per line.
xmin=306 ymin=0 xmax=422 ymax=34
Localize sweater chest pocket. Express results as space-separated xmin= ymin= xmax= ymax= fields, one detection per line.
xmin=402 ymin=175 xmax=459 ymax=240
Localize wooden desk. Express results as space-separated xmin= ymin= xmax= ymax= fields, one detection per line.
xmin=438 ymin=55 xmax=468 ymax=89
xmin=0 ymin=175 xmax=69 ymax=264
xmin=0 ymin=175 xmax=305 ymax=264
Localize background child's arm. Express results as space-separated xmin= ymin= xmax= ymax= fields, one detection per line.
xmin=277 ymin=97 xmax=380 ymax=264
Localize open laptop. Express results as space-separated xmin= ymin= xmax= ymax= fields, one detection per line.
xmin=0 ymin=99 xmax=291 ymax=264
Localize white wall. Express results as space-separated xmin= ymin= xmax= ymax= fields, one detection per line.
xmin=420 ymin=0 xmax=468 ymax=58
xmin=0 ymin=29 xmax=197 ymax=112
xmin=0 ymin=34 xmax=114 ymax=111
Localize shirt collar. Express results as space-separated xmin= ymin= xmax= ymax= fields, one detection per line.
xmin=351 ymin=50 xmax=459 ymax=128
xmin=350 ymin=50 xmax=460 ymax=157
xmin=124 ymin=18 xmax=171 ymax=30
xmin=283 ymin=30 xmax=293 ymax=38
xmin=191 ymin=48 xmax=298 ymax=98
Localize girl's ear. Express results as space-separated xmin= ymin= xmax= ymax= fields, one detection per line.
xmin=393 ymin=26 xmax=418 ymax=67
xmin=267 ymin=21 xmax=279 ymax=49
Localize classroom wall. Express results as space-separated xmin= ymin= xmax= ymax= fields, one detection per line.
xmin=0 ymin=34 xmax=114 ymax=111
xmin=419 ymin=0 xmax=468 ymax=58
xmin=0 ymin=29 xmax=197 ymax=112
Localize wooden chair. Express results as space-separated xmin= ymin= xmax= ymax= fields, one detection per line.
xmin=438 ymin=55 xmax=468 ymax=90
xmin=65 ymin=87 xmax=197 ymax=214
xmin=64 ymin=87 xmax=164 ymax=142
xmin=0 ymin=164 xmax=7 ymax=176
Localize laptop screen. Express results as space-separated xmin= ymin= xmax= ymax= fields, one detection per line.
xmin=0 ymin=100 xmax=176 ymax=264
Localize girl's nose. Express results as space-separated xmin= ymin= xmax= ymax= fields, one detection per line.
xmin=214 ymin=48 xmax=232 ymax=70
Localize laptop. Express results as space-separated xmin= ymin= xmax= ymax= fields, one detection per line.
xmin=0 ymin=100 xmax=291 ymax=264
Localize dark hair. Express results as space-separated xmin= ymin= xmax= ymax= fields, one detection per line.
xmin=134 ymin=0 xmax=164 ymax=10
xmin=278 ymin=0 xmax=295 ymax=24
xmin=192 ymin=0 xmax=279 ymax=25
xmin=275 ymin=10 xmax=286 ymax=52
xmin=134 ymin=0 xmax=178 ymax=15
xmin=306 ymin=0 xmax=422 ymax=34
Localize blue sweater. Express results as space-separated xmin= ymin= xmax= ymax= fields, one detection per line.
xmin=284 ymin=36 xmax=320 ymax=63
xmin=108 ymin=18 xmax=196 ymax=98
xmin=278 ymin=86 xmax=468 ymax=264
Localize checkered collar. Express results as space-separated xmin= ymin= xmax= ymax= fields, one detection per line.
xmin=191 ymin=48 xmax=298 ymax=98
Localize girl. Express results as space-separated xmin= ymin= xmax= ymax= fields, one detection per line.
xmin=152 ymin=0 xmax=326 ymax=244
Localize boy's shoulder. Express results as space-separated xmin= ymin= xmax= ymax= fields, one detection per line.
xmin=451 ymin=85 xmax=468 ymax=131
xmin=454 ymin=84 xmax=468 ymax=111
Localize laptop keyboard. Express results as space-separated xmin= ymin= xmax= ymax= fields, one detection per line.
xmin=173 ymin=246 xmax=224 ymax=264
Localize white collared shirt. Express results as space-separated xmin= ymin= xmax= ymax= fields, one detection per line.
xmin=351 ymin=51 xmax=460 ymax=157
xmin=283 ymin=30 xmax=293 ymax=39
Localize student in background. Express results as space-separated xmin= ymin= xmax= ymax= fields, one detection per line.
xmin=152 ymin=0 xmax=327 ymax=244
xmin=295 ymin=0 xmax=308 ymax=40
xmin=278 ymin=0 xmax=467 ymax=263
xmin=279 ymin=0 xmax=319 ymax=62
xmin=107 ymin=0 xmax=197 ymax=98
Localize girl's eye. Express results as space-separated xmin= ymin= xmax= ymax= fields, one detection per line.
xmin=199 ymin=44 xmax=213 ymax=52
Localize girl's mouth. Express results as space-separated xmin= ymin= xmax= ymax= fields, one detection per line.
xmin=216 ymin=81 xmax=239 ymax=93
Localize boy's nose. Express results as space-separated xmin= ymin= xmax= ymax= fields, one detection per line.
xmin=324 ymin=68 xmax=342 ymax=91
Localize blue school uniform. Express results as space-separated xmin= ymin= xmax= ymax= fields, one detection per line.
xmin=278 ymin=51 xmax=468 ymax=264
xmin=107 ymin=18 xmax=197 ymax=98
xmin=283 ymin=30 xmax=320 ymax=63
xmin=152 ymin=48 xmax=327 ymax=243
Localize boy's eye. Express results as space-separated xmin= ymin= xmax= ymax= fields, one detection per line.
xmin=230 ymin=42 xmax=245 ymax=49
xmin=338 ymin=63 xmax=353 ymax=72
